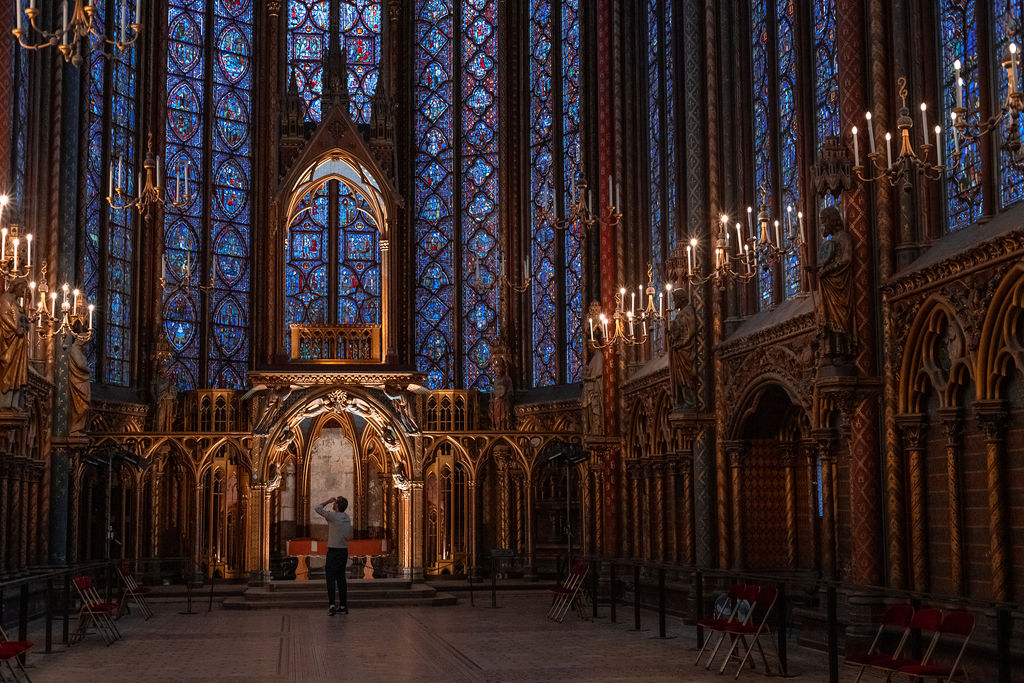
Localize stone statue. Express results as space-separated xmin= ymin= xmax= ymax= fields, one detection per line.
xmin=383 ymin=385 xmax=420 ymax=434
xmin=669 ymin=301 xmax=698 ymax=407
xmin=0 ymin=279 xmax=30 ymax=408
xmin=814 ymin=207 xmax=855 ymax=365
xmin=67 ymin=335 xmax=91 ymax=435
xmin=581 ymin=351 xmax=603 ymax=435
xmin=151 ymin=339 xmax=177 ymax=431
xmin=490 ymin=352 xmax=513 ymax=431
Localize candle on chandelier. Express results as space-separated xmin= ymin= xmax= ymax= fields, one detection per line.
xmin=25 ymin=233 xmax=31 ymax=269
xmin=954 ymin=59 xmax=963 ymax=108
xmin=665 ymin=283 xmax=673 ymax=311
xmin=920 ymin=103 xmax=929 ymax=145
xmin=161 ymin=254 xmax=166 ymax=282
xmin=589 ymin=316 xmax=595 ymax=342
xmin=798 ymin=211 xmax=805 ymax=245
xmin=852 ymin=126 xmax=860 ymax=167
xmin=1011 ymin=44 xmax=1020 ymax=94
xmin=615 ymin=182 xmax=621 ymax=211
xmin=865 ymin=112 xmax=876 ymax=153
xmin=885 ymin=132 xmax=893 ymax=168
xmin=746 ymin=206 xmax=754 ymax=240
xmin=88 ymin=304 xmax=95 ymax=330
xmin=658 ymin=292 xmax=663 ymax=317
xmin=638 ymin=284 xmax=644 ymax=310
xmin=630 ymin=290 xmax=635 ymax=315
xmin=951 ymin=113 xmax=961 ymax=154
xmin=62 ymin=1 xmax=68 ymax=42
xmin=935 ymin=126 xmax=943 ymax=166
xmin=50 ymin=292 xmax=56 ymax=318
xmin=137 ymin=171 xmax=143 ymax=198
xmin=607 ymin=175 xmax=613 ymax=206
xmin=773 ymin=220 xmax=781 ymax=249
xmin=184 ymin=162 xmax=190 ymax=199
xmin=12 ymin=237 xmax=19 ymax=271
xmin=735 ymin=223 xmax=743 ymax=255
xmin=15 ymin=0 xmax=21 ymax=32
xmin=745 ymin=244 xmax=752 ymax=273
xmin=135 ymin=0 xmax=141 ymax=26
xmin=118 ymin=155 xmax=124 ymax=191
xmin=628 ymin=312 xmax=634 ymax=337
xmin=62 ymin=282 xmax=69 ymax=305
xmin=156 ymin=155 xmax=163 ymax=191
xmin=72 ymin=289 xmax=79 ymax=316
xmin=120 ymin=0 xmax=127 ymax=44
xmin=686 ymin=243 xmax=692 ymax=275
xmin=600 ymin=313 xmax=608 ymax=339
xmin=786 ymin=206 xmax=794 ymax=241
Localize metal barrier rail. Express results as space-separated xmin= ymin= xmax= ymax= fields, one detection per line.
xmin=579 ymin=558 xmax=1019 ymax=683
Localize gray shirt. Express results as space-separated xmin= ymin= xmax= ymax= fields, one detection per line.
xmin=314 ymin=505 xmax=353 ymax=549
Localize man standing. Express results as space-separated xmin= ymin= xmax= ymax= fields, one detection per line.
xmin=314 ymin=496 xmax=353 ymax=615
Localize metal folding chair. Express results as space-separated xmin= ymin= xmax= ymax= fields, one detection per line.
xmin=547 ymin=561 xmax=590 ymax=622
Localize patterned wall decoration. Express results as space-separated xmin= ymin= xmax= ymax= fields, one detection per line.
xmin=529 ymin=0 xmax=582 ymax=387
xmin=82 ymin=0 xmax=138 ymax=386
xmin=414 ymin=0 xmax=499 ymax=390
xmin=164 ymin=0 xmax=253 ymax=389
xmin=287 ymin=0 xmax=381 ymax=124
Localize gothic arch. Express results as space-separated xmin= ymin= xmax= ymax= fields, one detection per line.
xmin=729 ymin=375 xmax=809 ymax=441
xmin=977 ymin=265 xmax=1024 ymax=401
xmin=899 ymin=297 xmax=973 ymax=414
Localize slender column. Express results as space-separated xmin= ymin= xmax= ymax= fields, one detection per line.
xmin=68 ymin=463 xmax=81 ymax=563
xmin=815 ymin=432 xmax=837 ymax=579
xmin=681 ymin=453 xmax=695 ymax=565
xmin=653 ymin=463 xmax=665 ymax=562
xmin=0 ymin=460 xmax=9 ymax=571
xmin=27 ymin=474 xmax=40 ymax=567
xmin=20 ymin=470 xmax=30 ymax=568
xmin=193 ymin=483 xmax=205 ymax=578
xmin=134 ymin=475 xmax=143 ymax=562
xmin=666 ymin=460 xmax=678 ymax=564
xmin=497 ymin=451 xmax=510 ymax=549
xmin=781 ymin=448 xmax=798 ymax=569
xmin=523 ymin=475 xmax=535 ymax=575
xmin=976 ymin=403 xmax=1009 ymax=602
xmin=725 ymin=443 xmax=743 ymax=570
xmin=150 ymin=467 xmax=162 ymax=558
xmin=399 ymin=486 xmax=413 ymax=578
xmin=803 ymin=442 xmax=820 ymax=571
xmin=897 ymin=415 xmax=929 ymax=593
xmin=630 ymin=466 xmax=641 ymax=558
xmin=467 ymin=479 xmax=478 ymax=573
xmin=10 ymin=460 xmax=23 ymax=570
xmin=642 ymin=464 xmax=653 ymax=561
xmin=580 ymin=467 xmax=592 ymax=557
xmin=593 ymin=466 xmax=604 ymax=556
xmin=49 ymin=445 xmax=70 ymax=565
xmin=939 ymin=409 xmax=964 ymax=594
xmin=514 ymin=474 xmax=524 ymax=554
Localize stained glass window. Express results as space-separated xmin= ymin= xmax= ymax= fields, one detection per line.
xmin=646 ymin=0 xmax=678 ymax=283
xmin=10 ymin=39 xmax=29 ymax=208
xmin=287 ymin=0 xmax=381 ymax=124
xmin=813 ymin=0 xmax=839 ymax=213
xmin=414 ymin=0 xmax=500 ymax=390
xmin=940 ymin=0 xmax=982 ymax=230
xmin=777 ymin=0 xmax=801 ymax=299
xmin=284 ymin=179 xmax=382 ymax=357
xmin=995 ymin=0 xmax=1024 ymax=208
xmin=751 ymin=0 xmax=774 ymax=309
xmin=529 ymin=0 xmax=581 ymax=387
xmin=81 ymin=0 xmax=138 ymax=386
xmin=163 ymin=0 xmax=253 ymax=390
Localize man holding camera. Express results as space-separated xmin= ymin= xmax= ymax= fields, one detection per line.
xmin=314 ymin=496 xmax=353 ymax=615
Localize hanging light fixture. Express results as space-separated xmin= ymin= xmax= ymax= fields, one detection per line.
xmin=108 ymin=135 xmax=192 ymax=218
xmin=12 ymin=0 xmax=141 ymax=68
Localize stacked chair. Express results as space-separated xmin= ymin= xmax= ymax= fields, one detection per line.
xmin=844 ymin=605 xmax=975 ymax=682
xmin=71 ymin=575 xmax=122 ymax=645
xmin=546 ymin=561 xmax=590 ymax=622
xmin=116 ymin=563 xmax=154 ymax=620
xmin=0 ymin=625 xmax=32 ymax=682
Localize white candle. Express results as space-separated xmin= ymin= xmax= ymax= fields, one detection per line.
xmin=773 ymin=220 xmax=781 ymax=248
xmin=62 ymin=0 xmax=68 ymax=37
xmin=12 ymin=238 xmax=19 ymax=271
xmin=935 ymin=126 xmax=942 ymax=166
xmin=589 ymin=317 xmax=594 ymax=341
xmin=658 ymin=293 xmax=663 ymax=317
xmin=156 ymin=155 xmax=162 ymax=190
xmin=88 ymin=304 xmax=95 ymax=329
xmin=607 ymin=175 xmax=613 ymax=205
xmin=786 ymin=206 xmax=793 ymax=240
xmin=746 ymin=206 xmax=754 ymax=239
xmin=953 ymin=124 xmax=960 ymax=155
xmin=798 ymin=211 xmax=805 ymax=245
xmin=630 ymin=291 xmax=635 ymax=314
xmin=1010 ymin=44 xmax=1019 ymax=94
xmin=600 ymin=315 xmax=608 ymax=339
xmin=138 ymin=171 xmax=143 ymax=197
xmin=184 ymin=162 xmax=189 ymax=199
xmin=109 ymin=164 xmax=114 ymax=197
xmin=735 ymin=223 xmax=742 ymax=254
xmin=866 ymin=112 xmax=876 ymax=152
xmin=628 ymin=313 xmax=634 ymax=337
xmin=16 ymin=0 xmax=21 ymax=32
xmin=954 ymin=60 xmax=963 ymax=108
xmin=118 ymin=155 xmax=124 ymax=190
xmin=665 ymin=284 xmax=673 ymax=311
xmin=135 ymin=0 xmax=141 ymax=26
xmin=72 ymin=289 xmax=79 ymax=316
xmin=50 ymin=292 xmax=56 ymax=318
xmin=852 ymin=126 xmax=860 ymax=167
xmin=615 ymin=182 xmax=621 ymax=210
xmin=686 ymin=244 xmax=692 ymax=275
xmin=25 ymin=233 xmax=31 ymax=269
xmin=62 ymin=283 xmax=69 ymax=304
xmin=29 ymin=0 xmax=34 ymax=12
xmin=920 ymin=103 xmax=929 ymax=145
xmin=745 ymin=244 xmax=751 ymax=273
xmin=885 ymin=132 xmax=893 ymax=168
xmin=161 ymin=255 xmax=166 ymax=282
xmin=120 ymin=0 xmax=127 ymax=43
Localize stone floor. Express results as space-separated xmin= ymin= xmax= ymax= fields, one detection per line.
xmin=16 ymin=590 xmax=859 ymax=682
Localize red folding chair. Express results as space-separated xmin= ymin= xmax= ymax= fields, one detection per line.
xmin=844 ymin=604 xmax=915 ymax=683
xmin=720 ymin=584 xmax=779 ymax=679
xmin=897 ymin=610 xmax=974 ymax=682
xmin=865 ymin=607 xmax=943 ymax=681
xmin=694 ymin=583 xmax=745 ymax=666
xmin=71 ymin=576 xmax=121 ymax=645
xmin=0 ymin=624 xmax=32 ymax=682
xmin=117 ymin=562 xmax=154 ymax=619
xmin=702 ymin=585 xmax=760 ymax=670
xmin=547 ymin=562 xmax=590 ymax=622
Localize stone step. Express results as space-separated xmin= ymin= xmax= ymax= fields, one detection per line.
xmin=240 ymin=586 xmax=440 ymax=601
xmin=222 ymin=593 xmax=458 ymax=610
xmin=267 ymin=578 xmax=412 ymax=592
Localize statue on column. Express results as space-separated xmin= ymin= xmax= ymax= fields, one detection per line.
xmin=669 ymin=294 xmax=698 ymax=408
xmin=490 ymin=349 xmax=513 ymax=431
xmin=812 ymin=206 xmax=855 ymax=366
xmin=0 ymin=279 xmax=30 ymax=408
xmin=67 ymin=334 xmax=91 ymax=435
xmin=581 ymin=350 xmax=603 ymax=435
xmin=150 ymin=336 xmax=177 ymax=431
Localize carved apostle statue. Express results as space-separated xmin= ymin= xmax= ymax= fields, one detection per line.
xmin=490 ymin=352 xmax=513 ymax=431
xmin=151 ymin=343 xmax=177 ymax=431
xmin=669 ymin=299 xmax=698 ymax=408
xmin=581 ymin=350 xmax=603 ymax=435
xmin=0 ymin=279 xmax=30 ymax=407
xmin=67 ymin=334 xmax=91 ymax=435
xmin=814 ymin=206 xmax=855 ymax=365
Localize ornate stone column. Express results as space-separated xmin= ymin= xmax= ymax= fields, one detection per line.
xmin=496 ymin=449 xmax=510 ymax=550
xmin=10 ymin=459 xmax=23 ymax=570
xmin=593 ymin=465 xmax=604 ymax=556
xmin=513 ymin=474 xmax=524 ymax=554
xmin=681 ymin=451 xmax=695 ymax=565
xmin=976 ymin=402 xmax=1009 ymax=602
xmin=523 ymin=475 xmax=535 ymax=576
xmin=150 ymin=465 xmax=162 ymax=558
xmin=653 ymin=462 xmax=666 ymax=562
xmin=68 ymin=460 xmax=81 ymax=564
xmin=642 ymin=463 xmax=653 ymax=561
xmin=0 ymin=458 xmax=9 ymax=571
xmin=781 ymin=447 xmax=798 ymax=569
xmin=630 ymin=465 xmax=641 ymax=558
xmin=725 ymin=442 xmax=744 ymax=570
xmin=802 ymin=441 xmax=820 ymax=571
xmin=27 ymin=470 xmax=40 ymax=567
xmin=939 ymin=409 xmax=964 ymax=594
xmin=897 ymin=415 xmax=929 ymax=593
xmin=814 ymin=431 xmax=837 ymax=579
xmin=467 ymin=478 xmax=478 ymax=574
xmin=194 ymin=483 xmax=205 ymax=580
xmin=666 ymin=459 xmax=678 ymax=564
xmin=580 ymin=466 xmax=592 ymax=557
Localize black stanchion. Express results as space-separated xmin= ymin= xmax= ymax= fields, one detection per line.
xmin=776 ymin=581 xmax=788 ymax=676
xmin=609 ymin=562 xmax=617 ymax=623
xmin=633 ymin=564 xmax=641 ymax=631
xmin=657 ymin=567 xmax=666 ymax=638
xmin=45 ymin=577 xmax=53 ymax=653
xmin=181 ymin=580 xmax=196 ymax=615
xmin=826 ymin=584 xmax=839 ymax=683
xmin=695 ymin=570 xmax=704 ymax=648
xmin=491 ymin=567 xmax=498 ymax=608
xmin=63 ymin=574 xmax=71 ymax=645
xmin=208 ymin=572 xmax=216 ymax=612
xmin=591 ymin=561 xmax=599 ymax=619
xmin=997 ymin=607 xmax=1012 ymax=683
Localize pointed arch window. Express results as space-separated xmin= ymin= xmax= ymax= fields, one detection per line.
xmin=81 ymin=0 xmax=139 ymax=386
xmin=163 ymin=0 xmax=253 ymax=390
xmin=287 ymin=0 xmax=382 ymax=125
xmin=3 ymin=30 xmax=30 ymax=208
xmin=529 ymin=0 xmax=582 ymax=387
xmin=645 ymin=0 xmax=678 ymax=286
xmin=414 ymin=0 xmax=500 ymax=390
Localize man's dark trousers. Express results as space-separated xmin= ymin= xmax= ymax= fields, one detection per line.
xmin=326 ymin=548 xmax=349 ymax=608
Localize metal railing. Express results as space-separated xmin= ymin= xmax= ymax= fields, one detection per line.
xmin=289 ymin=324 xmax=381 ymax=362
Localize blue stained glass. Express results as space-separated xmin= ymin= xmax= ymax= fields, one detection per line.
xmin=562 ymin=0 xmax=582 ymax=383
xmin=995 ymin=0 xmax=1024 ymax=208
xmin=777 ymin=0 xmax=801 ymax=299
xmin=285 ymin=183 xmax=329 ymax=355
xmin=664 ymin=0 xmax=677 ymax=257
xmin=415 ymin=0 xmax=455 ymax=388
xmin=648 ymin=0 xmax=662 ymax=278
xmin=336 ymin=183 xmax=382 ymax=325
xmin=941 ymin=0 xmax=982 ymax=230
xmin=751 ymin=0 xmax=773 ymax=309
xmin=814 ymin=0 xmax=839 ymax=214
